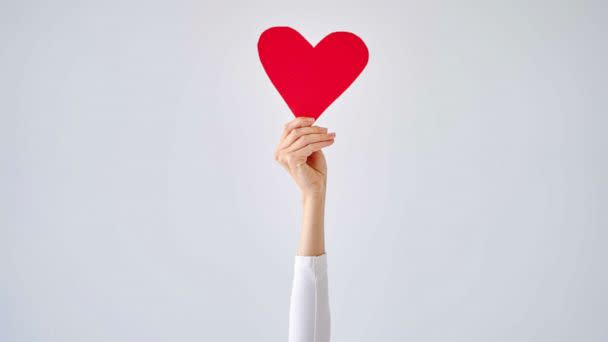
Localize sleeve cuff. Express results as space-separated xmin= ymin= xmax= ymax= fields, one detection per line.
xmin=294 ymin=253 xmax=327 ymax=273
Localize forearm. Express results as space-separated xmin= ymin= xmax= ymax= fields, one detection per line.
xmin=290 ymin=191 xmax=331 ymax=342
xmin=297 ymin=192 xmax=326 ymax=256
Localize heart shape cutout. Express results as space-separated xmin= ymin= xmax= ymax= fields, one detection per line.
xmin=258 ymin=26 xmax=369 ymax=119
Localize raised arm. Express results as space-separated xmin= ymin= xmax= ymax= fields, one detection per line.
xmin=274 ymin=116 xmax=335 ymax=342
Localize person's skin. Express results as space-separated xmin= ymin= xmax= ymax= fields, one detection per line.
xmin=274 ymin=116 xmax=336 ymax=256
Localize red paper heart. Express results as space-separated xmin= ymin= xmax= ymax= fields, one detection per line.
xmin=258 ymin=27 xmax=369 ymax=119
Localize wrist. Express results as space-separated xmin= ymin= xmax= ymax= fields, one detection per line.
xmin=301 ymin=189 xmax=326 ymax=203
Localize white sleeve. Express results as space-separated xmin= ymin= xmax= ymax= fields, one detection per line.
xmin=288 ymin=253 xmax=331 ymax=342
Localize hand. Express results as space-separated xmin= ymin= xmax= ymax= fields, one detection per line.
xmin=274 ymin=117 xmax=336 ymax=197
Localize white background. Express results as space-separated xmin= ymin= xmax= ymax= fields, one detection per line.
xmin=2 ymin=0 xmax=607 ymax=341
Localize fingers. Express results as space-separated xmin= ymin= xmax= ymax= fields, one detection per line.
xmin=286 ymin=132 xmax=336 ymax=152
xmin=280 ymin=117 xmax=315 ymax=140
xmin=280 ymin=126 xmax=328 ymax=149
xmin=293 ymin=139 xmax=335 ymax=160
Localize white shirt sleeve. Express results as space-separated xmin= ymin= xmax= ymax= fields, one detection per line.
xmin=288 ymin=254 xmax=331 ymax=342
